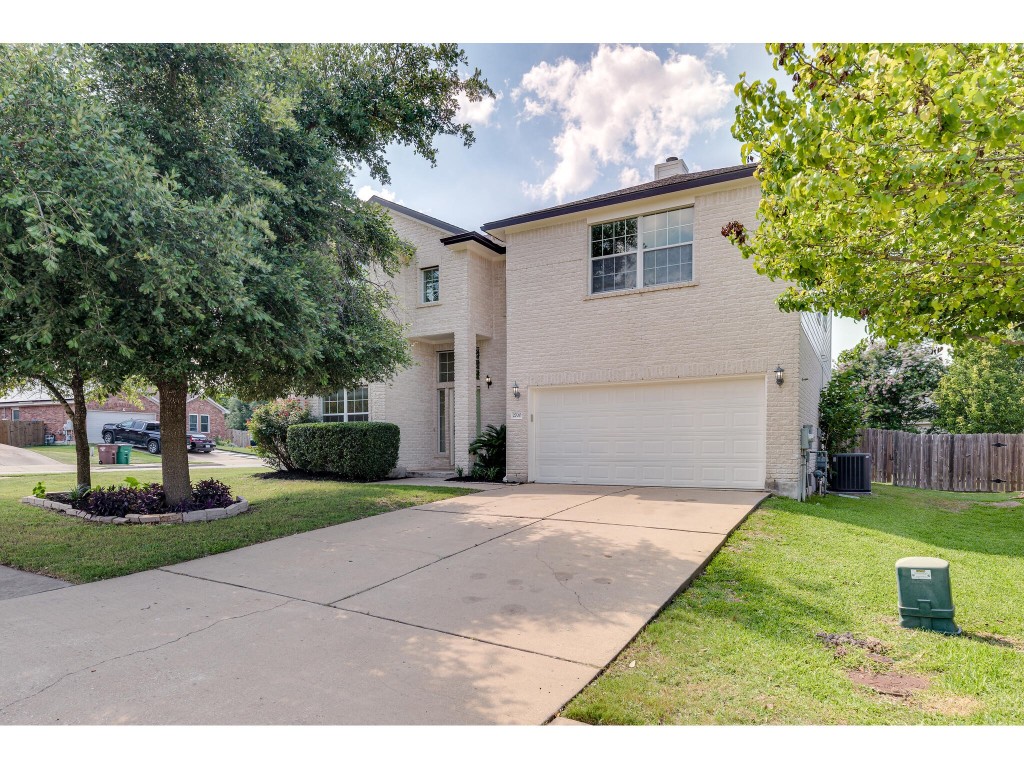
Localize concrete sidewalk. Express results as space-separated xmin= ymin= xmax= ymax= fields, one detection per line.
xmin=0 ymin=447 xmax=265 ymax=476
xmin=0 ymin=484 xmax=766 ymax=724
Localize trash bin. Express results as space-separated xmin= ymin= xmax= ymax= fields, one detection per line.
xmin=115 ymin=444 xmax=132 ymax=465
xmin=96 ymin=444 xmax=117 ymax=465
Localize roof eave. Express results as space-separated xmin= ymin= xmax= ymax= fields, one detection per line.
xmin=481 ymin=165 xmax=757 ymax=235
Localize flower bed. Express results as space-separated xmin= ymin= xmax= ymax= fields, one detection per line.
xmin=21 ymin=478 xmax=249 ymax=524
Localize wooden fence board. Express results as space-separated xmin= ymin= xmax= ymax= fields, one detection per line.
xmin=858 ymin=428 xmax=1024 ymax=493
xmin=0 ymin=420 xmax=46 ymax=447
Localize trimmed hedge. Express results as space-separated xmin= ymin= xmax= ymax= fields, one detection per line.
xmin=287 ymin=421 xmax=400 ymax=481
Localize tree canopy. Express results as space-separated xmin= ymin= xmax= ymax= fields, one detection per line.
xmin=728 ymin=44 xmax=1024 ymax=348
xmin=933 ymin=340 xmax=1024 ymax=433
xmin=1 ymin=44 xmax=492 ymax=502
xmin=836 ymin=338 xmax=947 ymax=431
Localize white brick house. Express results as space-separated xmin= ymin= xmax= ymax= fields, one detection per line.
xmin=309 ymin=160 xmax=830 ymax=498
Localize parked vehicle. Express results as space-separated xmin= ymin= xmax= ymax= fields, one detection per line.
xmin=101 ymin=419 xmax=163 ymax=454
xmin=187 ymin=432 xmax=215 ymax=453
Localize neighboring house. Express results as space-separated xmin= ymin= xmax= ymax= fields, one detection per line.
xmin=302 ymin=198 xmax=507 ymax=477
xmin=305 ymin=157 xmax=830 ymax=499
xmin=0 ymin=387 xmax=229 ymax=443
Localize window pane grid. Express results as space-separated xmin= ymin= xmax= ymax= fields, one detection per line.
xmin=437 ymin=350 xmax=455 ymax=383
xmin=591 ymin=207 xmax=693 ymax=294
xmin=323 ymin=386 xmax=369 ymax=422
xmin=422 ymin=267 xmax=439 ymax=303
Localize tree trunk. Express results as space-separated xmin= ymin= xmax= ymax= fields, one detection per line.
xmin=157 ymin=376 xmax=191 ymax=506
xmin=37 ymin=372 xmax=90 ymax=489
xmin=70 ymin=371 xmax=91 ymax=490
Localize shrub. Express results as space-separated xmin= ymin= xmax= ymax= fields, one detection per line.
xmin=70 ymin=478 xmax=238 ymax=517
xmin=469 ymin=424 xmax=505 ymax=479
xmin=819 ymin=372 xmax=865 ymax=455
xmin=288 ymin=421 xmax=400 ymax=481
xmin=249 ymin=398 xmax=314 ymax=470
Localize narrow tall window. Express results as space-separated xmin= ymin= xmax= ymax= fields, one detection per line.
xmin=438 ymin=389 xmax=447 ymax=453
xmin=200 ymin=414 xmax=211 ymax=433
xmin=437 ymin=350 xmax=455 ymax=383
xmin=11 ymin=408 xmax=20 ymax=421
xmin=422 ymin=266 xmax=440 ymax=303
xmin=188 ymin=414 xmax=198 ymax=432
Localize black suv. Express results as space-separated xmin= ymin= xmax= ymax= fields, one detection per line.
xmin=101 ymin=419 xmax=163 ymax=454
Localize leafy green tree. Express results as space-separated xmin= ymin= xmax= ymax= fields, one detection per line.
xmin=934 ymin=341 xmax=1024 ymax=433
xmin=727 ymin=44 xmax=1024 ymax=349
xmin=0 ymin=46 xmax=181 ymax=488
xmin=3 ymin=44 xmax=490 ymax=504
xmin=818 ymin=371 xmax=864 ymax=454
xmin=837 ymin=339 xmax=947 ymax=431
xmin=225 ymin=397 xmax=260 ymax=431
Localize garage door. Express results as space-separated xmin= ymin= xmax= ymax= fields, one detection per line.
xmin=532 ymin=377 xmax=766 ymax=489
xmin=85 ymin=411 xmax=156 ymax=444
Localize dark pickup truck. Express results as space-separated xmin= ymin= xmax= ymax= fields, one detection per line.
xmin=101 ymin=420 xmax=216 ymax=454
xmin=101 ymin=419 xmax=163 ymax=454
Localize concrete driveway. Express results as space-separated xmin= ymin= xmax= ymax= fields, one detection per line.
xmin=0 ymin=484 xmax=766 ymax=724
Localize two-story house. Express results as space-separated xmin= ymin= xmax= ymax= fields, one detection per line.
xmin=307 ymin=159 xmax=830 ymax=499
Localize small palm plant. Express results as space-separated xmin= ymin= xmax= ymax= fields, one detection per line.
xmin=469 ymin=424 xmax=506 ymax=481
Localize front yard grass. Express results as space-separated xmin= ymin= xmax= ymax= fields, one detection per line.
xmin=0 ymin=468 xmax=475 ymax=583
xmin=563 ymin=484 xmax=1024 ymax=725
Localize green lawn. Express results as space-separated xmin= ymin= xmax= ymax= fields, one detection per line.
xmin=564 ymin=484 xmax=1024 ymax=725
xmin=26 ymin=444 xmax=163 ymax=465
xmin=214 ymin=442 xmax=257 ymax=455
xmin=0 ymin=468 xmax=475 ymax=583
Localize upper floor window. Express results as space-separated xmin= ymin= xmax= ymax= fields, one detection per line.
xmin=323 ymin=386 xmax=369 ymax=422
xmin=422 ymin=266 xmax=440 ymax=303
xmin=590 ymin=206 xmax=694 ymax=294
xmin=438 ymin=351 xmax=455 ymax=383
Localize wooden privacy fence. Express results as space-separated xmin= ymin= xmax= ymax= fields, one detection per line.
xmin=228 ymin=429 xmax=252 ymax=447
xmin=859 ymin=428 xmax=1024 ymax=492
xmin=0 ymin=420 xmax=46 ymax=447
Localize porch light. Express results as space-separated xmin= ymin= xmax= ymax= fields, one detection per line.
xmin=485 ymin=375 xmax=492 ymax=388
xmin=512 ymin=381 xmax=520 ymax=399
xmin=774 ymin=365 xmax=785 ymax=387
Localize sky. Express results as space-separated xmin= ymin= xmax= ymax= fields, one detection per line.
xmin=350 ymin=43 xmax=868 ymax=362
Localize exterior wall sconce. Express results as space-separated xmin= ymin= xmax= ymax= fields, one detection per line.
xmin=485 ymin=375 xmax=492 ymax=388
xmin=774 ymin=365 xmax=785 ymax=387
xmin=512 ymin=381 xmax=521 ymax=399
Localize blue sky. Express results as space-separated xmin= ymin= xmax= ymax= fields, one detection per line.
xmin=351 ymin=43 xmax=866 ymax=361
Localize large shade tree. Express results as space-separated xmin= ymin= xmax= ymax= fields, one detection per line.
xmin=934 ymin=340 xmax=1024 ymax=433
xmin=3 ymin=44 xmax=491 ymax=504
xmin=727 ymin=44 xmax=1024 ymax=349
xmin=0 ymin=46 xmax=182 ymax=488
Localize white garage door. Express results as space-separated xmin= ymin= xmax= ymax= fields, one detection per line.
xmin=532 ymin=377 xmax=766 ymax=489
xmin=85 ymin=411 xmax=157 ymax=444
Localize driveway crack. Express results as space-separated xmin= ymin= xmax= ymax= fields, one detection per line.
xmin=0 ymin=598 xmax=292 ymax=716
xmin=533 ymin=547 xmax=599 ymax=619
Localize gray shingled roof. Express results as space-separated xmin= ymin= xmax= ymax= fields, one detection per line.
xmin=482 ymin=164 xmax=757 ymax=233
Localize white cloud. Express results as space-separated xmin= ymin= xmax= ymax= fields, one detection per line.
xmin=457 ymin=91 xmax=502 ymax=127
xmin=705 ymin=43 xmax=733 ymax=59
xmin=618 ymin=167 xmax=642 ymax=188
xmin=514 ymin=45 xmax=733 ymax=201
xmin=357 ymin=185 xmax=396 ymax=202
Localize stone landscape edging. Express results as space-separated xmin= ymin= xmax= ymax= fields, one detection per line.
xmin=20 ymin=495 xmax=249 ymax=524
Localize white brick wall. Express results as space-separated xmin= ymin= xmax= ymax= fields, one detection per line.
xmin=504 ymin=178 xmax=805 ymax=497
xmin=314 ymin=211 xmax=508 ymax=474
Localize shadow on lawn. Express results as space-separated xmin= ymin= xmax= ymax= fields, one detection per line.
xmin=786 ymin=486 xmax=1024 ymax=559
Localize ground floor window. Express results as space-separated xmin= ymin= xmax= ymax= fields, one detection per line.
xmin=476 ymin=387 xmax=482 ymax=436
xmin=438 ymin=389 xmax=447 ymax=453
xmin=11 ymin=408 xmax=20 ymax=421
xmin=323 ymin=386 xmax=370 ymax=422
xmin=188 ymin=414 xmax=211 ymax=433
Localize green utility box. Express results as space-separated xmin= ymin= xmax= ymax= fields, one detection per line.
xmin=896 ymin=557 xmax=960 ymax=635
xmin=115 ymin=444 xmax=132 ymax=465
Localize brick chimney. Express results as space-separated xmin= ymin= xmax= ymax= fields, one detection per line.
xmin=654 ymin=156 xmax=689 ymax=180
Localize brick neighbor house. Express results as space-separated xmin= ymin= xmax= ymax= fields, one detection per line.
xmin=302 ymin=158 xmax=831 ymax=499
xmin=0 ymin=387 xmax=229 ymax=443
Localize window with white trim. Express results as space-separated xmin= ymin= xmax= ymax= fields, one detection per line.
xmin=11 ymin=408 xmax=20 ymax=421
xmin=188 ymin=414 xmax=211 ymax=433
xmin=422 ymin=266 xmax=439 ymax=303
xmin=189 ymin=414 xmax=198 ymax=432
xmin=323 ymin=386 xmax=370 ymax=422
xmin=590 ymin=206 xmax=694 ymax=294
xmin=437 ymin=350 xmax=455 ymax=383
